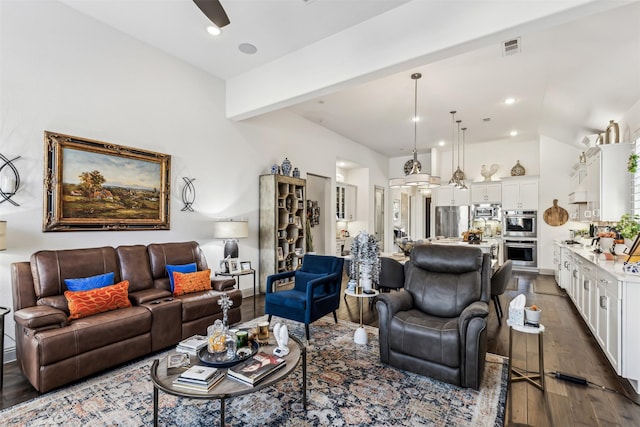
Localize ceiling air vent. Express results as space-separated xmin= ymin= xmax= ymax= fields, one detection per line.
xmin=502 ymin=37 xmax=521 ymax=56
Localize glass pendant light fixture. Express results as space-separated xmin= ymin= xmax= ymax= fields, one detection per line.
xmin=448 ymin=111 xmax=457 ymax=186
xmin=390 ymin=73 xmax=433 ymax=188
xmin=452 ymin=119 xmax=466 ymax=187
xmin=458 ymin=126 xmax=468 ymax=190
xmin=404 ymin=73 xmax=431 ymax=186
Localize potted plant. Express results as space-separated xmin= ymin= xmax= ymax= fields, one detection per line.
xmin=348 ymin=231 xmax=380 ymax=292
xmin=616 ymin=213 xmax=640 ymax=247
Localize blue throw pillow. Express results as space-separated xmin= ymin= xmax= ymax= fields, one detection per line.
xmin=166 ymin=263 xmax=197 ymax=291
xmin=64 ymin=272 xmax=115 ymax=292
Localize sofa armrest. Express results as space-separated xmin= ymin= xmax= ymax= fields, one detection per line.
xmin=375 ymin=291 xmax=414 ymax=363
xmin=376 ymin=291 xmax=413 ymax=318
xmin=212 ymin=277 xmax=236 ymax=291
xmin=458 ymin=301 xmax=489 ymax=338
xmin=129 ymin=288 xmax=172 ymax=305
xmin=14 ymin=306 xmax=67 ymax=329
xmin=266 ymin=271 xmax=296 ymax=293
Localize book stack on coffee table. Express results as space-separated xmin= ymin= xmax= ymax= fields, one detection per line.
xmin=172 ymin=365 xmax=225 ymax=392
xmin=227 ymin=351 xmax=286 ymax=386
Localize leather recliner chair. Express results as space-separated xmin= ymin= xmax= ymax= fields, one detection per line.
xmin=376 ymin=244 xmax=491 ymax=390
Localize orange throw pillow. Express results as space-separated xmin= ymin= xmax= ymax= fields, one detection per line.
xmin=173 ymin=269 xmax=212 ymax=296
xmin=65 ymin=280 xmax=132 ymax=321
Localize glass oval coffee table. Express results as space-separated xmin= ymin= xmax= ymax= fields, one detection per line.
xmin=150 ymin=334 xmax=306 ymax=426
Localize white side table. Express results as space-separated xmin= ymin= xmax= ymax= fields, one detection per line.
xmin=344 ymin=289 xmax=379 ymax=344
xmin=507 ymin=320 xmax=545 ymax=391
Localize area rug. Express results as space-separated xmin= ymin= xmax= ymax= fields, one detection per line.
xmin=532 ymin=278 xmax=565 ymax=296
xmin=0 ymin=316 xmax=507 ymax=426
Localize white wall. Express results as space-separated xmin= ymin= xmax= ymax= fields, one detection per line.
xmin=539 ymin=136 xmax=582 ymax=273
xmin=0 ymin=1 xmax=388 ymax=357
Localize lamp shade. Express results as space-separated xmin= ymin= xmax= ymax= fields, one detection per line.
xmin=212 ymin=220 xmax=249 ymax=239
xmin=0 ymin=221 xmax=6 ymax=251
xmin=404 ymin=172 xmax=431 ymax=186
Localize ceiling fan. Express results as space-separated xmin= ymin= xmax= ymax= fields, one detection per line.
xmin=193 ymin=0 xmax=230 ymax=28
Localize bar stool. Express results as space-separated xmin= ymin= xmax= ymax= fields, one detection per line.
xmin=507 ymin=320 xmax=545 ymax=391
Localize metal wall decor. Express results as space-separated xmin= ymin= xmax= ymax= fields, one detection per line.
xmin=181 ymin=177 xmax=196 ymax=212
xmin=0 ymin=153 xmax=21 ymax=206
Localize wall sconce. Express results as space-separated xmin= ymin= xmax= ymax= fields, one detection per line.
xmin=181 ymin=177 xmax=196 ymax=212
xmin=212 ymin=219 xmax=249 ymax=258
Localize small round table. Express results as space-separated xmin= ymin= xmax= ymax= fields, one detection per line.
xmin=507 ymin=320 xmax=545 ymax=391
xmin=344 ymin=289 xmax=379 ymax=344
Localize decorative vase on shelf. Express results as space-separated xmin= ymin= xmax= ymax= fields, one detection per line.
xmin=292 ymin=167 xmax=300 ymax=178
xmin=605 ymin=120 xmax=619 ymax=144
xmin=271 ymin=163 xmax=280 ymax=174
xmin=281 ymin=158 xmax=292 ymax=176
xmin=510 ymin=160 xmax=525 ymax=176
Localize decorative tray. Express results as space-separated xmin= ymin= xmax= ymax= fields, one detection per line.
xmin=198 ymin=340 xmax=259 ymax=368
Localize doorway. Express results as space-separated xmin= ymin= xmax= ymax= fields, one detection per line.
xmin=424 ymin=196 xmax=432 ymax=238
xmin=374 ymin=185 xmax=384 ymax=251
xmin=306 ymin=173 xmax=332 ymax=255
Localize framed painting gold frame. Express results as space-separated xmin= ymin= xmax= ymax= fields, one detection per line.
xmin=43 ymin=131 xmax=171 ymax=231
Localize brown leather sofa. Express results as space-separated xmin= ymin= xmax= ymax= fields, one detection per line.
xmin=11 ymin=241 xmax=242 ymax=393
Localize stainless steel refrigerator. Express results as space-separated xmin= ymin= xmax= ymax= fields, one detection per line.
xmin=435 ymin=206 xmax=470 ymax=239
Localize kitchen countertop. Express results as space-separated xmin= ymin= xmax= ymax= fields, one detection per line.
xmin=555 ymin=240 xmax=640 ymax=283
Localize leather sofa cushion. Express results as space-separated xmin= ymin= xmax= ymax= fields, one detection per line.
xmin=36 ymin=306 xmax=151 ymax=366
xmin=148 ymin=242 xmax=208 ymax=283
xmin=177 ymin=289 xmax=242 ymax=323
xmin=116 ymin=245 xmax=154 ymax=292
xmin=389 ymin=309 xmax=460 ymax=368
xmin=31 ymin=247 xmax=120 ymax=299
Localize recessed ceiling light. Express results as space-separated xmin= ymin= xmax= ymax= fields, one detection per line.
xmin=510 ymin=130 xmax=518 ymax=136
xmin=504 ymin=97 xmax=515 ymax=105
xmin=206 ymin=25 xmax=221 ymax=36
xmin=438 ymin=140 xmax=445 ymax=146
xmin=483 ymin=117 xmax=491 ymax=122
xmin=238 ymin=43 xmax=257 ymax=55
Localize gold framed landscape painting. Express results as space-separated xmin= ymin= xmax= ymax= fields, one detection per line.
xmin=43 ymin=131 xmax=171 ymax=231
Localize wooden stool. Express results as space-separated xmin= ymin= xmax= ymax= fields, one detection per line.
xmin=507 ymin=320 xmax=545 ymax=391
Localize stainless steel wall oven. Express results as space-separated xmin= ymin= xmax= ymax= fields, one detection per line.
xmin=504 ymin=239 xmax=537 ymax=269
xmin=503 ymin=210 xmax=537 ymax=238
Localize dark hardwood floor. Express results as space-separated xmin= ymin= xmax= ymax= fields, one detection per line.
xmin=2 ymin=272 xmax=640 ymax=426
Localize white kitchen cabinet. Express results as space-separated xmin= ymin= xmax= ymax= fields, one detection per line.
xmin=596 ymin=269 xmax=621 ymax=374
xmin=568 ymin=203 xmax=589 ymax=222
xmin=585 ymin=144 xmax=632 ymax=222
xmin=434 ymin=186 xmax=470 ymax=207
xmin=580 ymin=261 xmax=597 ymax=332
xmin=336 ymin=183 xmax=356 ymax=221
xmin=501 ymin=177 xmax=538 ymax=210
xmin=470 ymin=182 xmax=502 ymax=204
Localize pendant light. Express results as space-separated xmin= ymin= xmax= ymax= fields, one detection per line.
xmin=390 ymin=73 xmax=431 ymax=188
xmin=448 ymin=111 xmax=457 ymax=186
xmin=404 ymin=73 xmax=431 ymax=186
xmin=452 ymin=119 xmax=465 ymax=187
xmin=458 ymin=127 xmax=468 ymax=190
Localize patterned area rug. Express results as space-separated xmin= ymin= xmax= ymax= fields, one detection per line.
xmin=0 ymin=316 xmax=507 ymax=426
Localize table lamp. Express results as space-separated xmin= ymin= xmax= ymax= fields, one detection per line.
xmin=213 ymin=219 xmax=248 ymax=258
xmin=0 ymin=220 xmax=6 ymax=251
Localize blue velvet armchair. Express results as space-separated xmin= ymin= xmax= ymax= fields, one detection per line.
xmin=265 ymin=254 xmax=344 ymax=340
